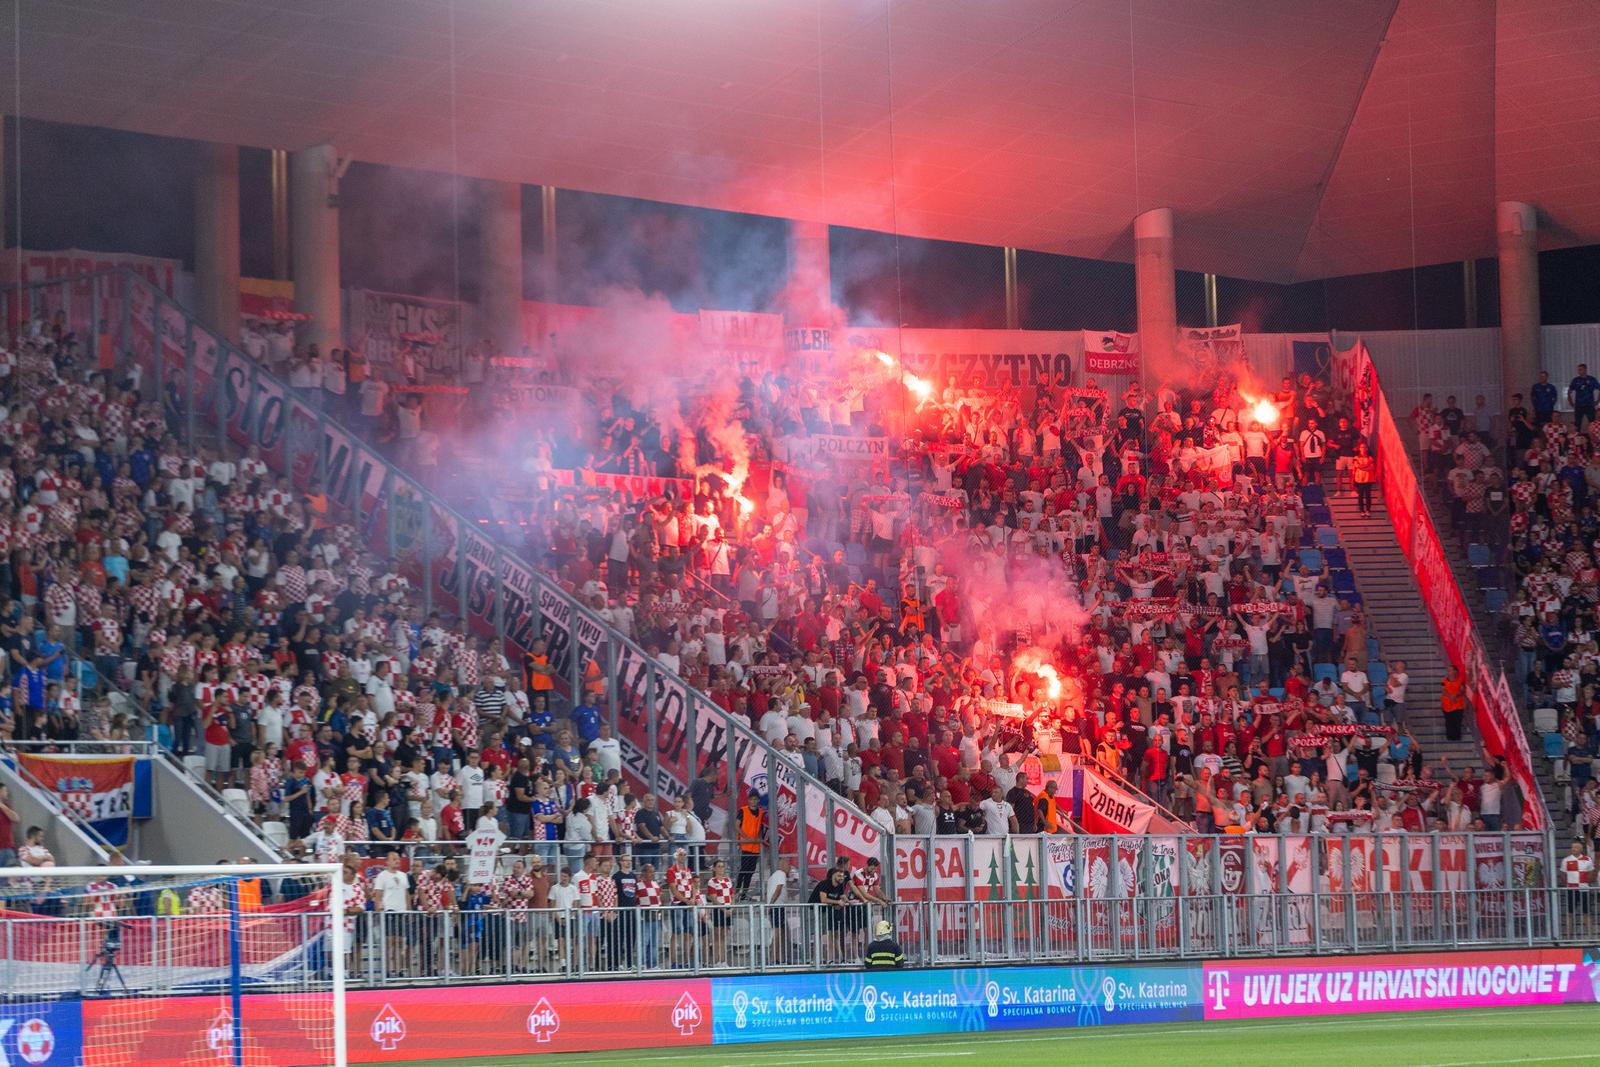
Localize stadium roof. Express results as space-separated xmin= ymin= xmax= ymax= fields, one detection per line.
xmin=5 ymin=0 xmax=1597 ymax=282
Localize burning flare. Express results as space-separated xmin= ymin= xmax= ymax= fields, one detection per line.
xmin=1012 ymin=648 xmax=1064 ymax=700
xmin=1243 ymin=393 xmax=1280 ymax=428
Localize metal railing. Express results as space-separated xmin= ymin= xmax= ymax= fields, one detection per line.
xmin=1 ymin=269 xmax=888 ymax=879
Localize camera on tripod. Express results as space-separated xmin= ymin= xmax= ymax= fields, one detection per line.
xmin=85 ymin=920 xmax=128 ymax=995
xmin=98 ymin=920 xmax=123 ymax=961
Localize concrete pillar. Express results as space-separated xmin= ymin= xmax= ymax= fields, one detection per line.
xmin=1134 ymin=207 xmax=1176 ymax=392
xmin=290 ymin=143 xmax=342 ymax=354
xmin=478 ymin=180 xmax=524 ymax=357
xmin=1497 ymin=201 xmax=1541 ymax=415
xmin=787 ymin=218 xmax=832 ymax=323
xmin=193 ymin=142 xmax=241 ymax=343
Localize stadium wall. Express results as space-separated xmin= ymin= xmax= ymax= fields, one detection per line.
xmin=7 ymin=947 xmax=1595 ymax=1064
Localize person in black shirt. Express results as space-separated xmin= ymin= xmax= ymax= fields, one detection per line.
xmin=633 ymin=793 xmax=665 ymax=870
xmin=507 ymin=758 xmax=535 ymax=840
xmin=1572 ymin=363 xmax=1600 ymax=430
xmin=1507 ymin=393 xmax=1534 ymax=461
xmin=935 ymin=791 xmax=961 ymax=835
xmin=613 ymin=854 xmax=640 ymax=967
xmin=1006 ymin=782 xmax=1037 ymax=835
xmin=1439 ymin=395 xmax=1465 ymax=437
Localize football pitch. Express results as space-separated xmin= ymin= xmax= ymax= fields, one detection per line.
xmin=402 ymin=1004 xmax=1600 ymax=1067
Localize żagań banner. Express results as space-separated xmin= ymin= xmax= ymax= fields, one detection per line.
xmin=1074 ymin=766 xmax=1155 ymax=836
xmin=1363 ymin=340 xmax=1544 ymax=828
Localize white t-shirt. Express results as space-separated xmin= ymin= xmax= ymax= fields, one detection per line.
xmin=978 ymin=797 xmax=1014 ymax=835
xmin=764 ymin=867 xmax=788 ymax=905
xmin=455 ymin=764 xmax=487 ymax=811
xmin=589 ymin=737 xmax=622 ymax=777
xmin=371 ymin=868 xmax=410 ymax=912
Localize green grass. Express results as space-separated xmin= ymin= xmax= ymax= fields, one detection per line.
xmin=397 ymin=1004 xmax=1600 ymax=1067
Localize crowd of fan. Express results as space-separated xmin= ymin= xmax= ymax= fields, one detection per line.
xmin=0 ymin=319 xmax=1533 ymax=918
xmin=462 ymin=356 xmax=1523 ymax=840
xmin=1449 ymin=365 xmax=1600 ymax=849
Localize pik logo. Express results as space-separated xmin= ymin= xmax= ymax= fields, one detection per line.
xmin=526 ymin=998 xmax=561 ymax=1043
xmin=984 ymin=980 xmax=1001 ymax=1018
xmin=671 ymin=993 xmax=703 ymax=1036
xmin=861 ymin=985 xmax=879 ymax=1024
xmin=206 ymin=1009 xmax=235 ymax=1059
xmin=1207 ymin=971 xmax=1231 ymax=1011
xmin=730 ymin=990 xmax=750 ymax=1030
xmin=370 ymin=1004 xmax=406 ymax=1050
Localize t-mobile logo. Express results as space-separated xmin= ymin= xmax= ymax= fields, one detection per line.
xmin=1207 ymin=971 xmax=1231 ymax=1011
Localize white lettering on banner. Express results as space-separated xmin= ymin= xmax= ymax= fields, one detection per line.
xmin=1082 ymin=331 xmax=1139 ymax=375
xmin=807 ymin=435 xmax=889 ymax=459
xmin=349 ymin=288 xmax=462 ymax=375
xmin=784 ymin=327 xmax=833 ymax=353
xmin=848 ymin=328 xmax=1078 ymax=389
xmin=503 ymin=381 xmax=576 ymax=407
xmin=701 ymin=310 xmax=785 ymax=374
xmin=1226 ymin=963 xmax=1576 ymax=1010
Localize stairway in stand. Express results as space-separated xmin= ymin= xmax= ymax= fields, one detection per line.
xmin=1323 ymin=486 xmax=1482 ymax=777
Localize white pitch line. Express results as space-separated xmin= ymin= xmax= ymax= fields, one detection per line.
xmin=438 ymin=1005 xmax=1596 ymax=1067
xmin=1414 ymin=1057 xmax=1600 ymax=1067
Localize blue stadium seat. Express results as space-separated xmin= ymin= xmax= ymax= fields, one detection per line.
xmin=1300 ymin=485 xmax=1325 ymax=506
xmin=1467 ymin=543 xmax=1490 ymax=567
xmin=1321 ymin=548 xmax=1347 ymax=569
xmin=1366 ymin=637 xmax=1381 ymax=660
xmin=1313 ymin=662 xmax=1338 ymax=685
xmin=1306 ymin=504 xmax=1333 ymax=526
xmin=1298 ymin=548 xmax=1322 ymax=571
xmin=1344 ymin=592 xmax=1363 ymax=606
xmin=1331 ymin=569 xmax=1358 ymax=595
xmin=1316 ymin=526 xmax=1340 ymax=549
xmin=1476 ymin=565 xmax=1503 ymax=589
xmin=1268 ymin=687 xmax=1286 ymax=699
xmin=1300 ymin=527 xmax=1317 ymax=546
xmin=1544 ymin=733 xmax=1567 ymax=759
xmin=1368 ymin=662 xmax=1388 ymax=687
xmin=1485 ymin=588 xmax=1508 ymax=613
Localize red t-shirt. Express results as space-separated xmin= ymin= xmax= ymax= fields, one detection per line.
xmin=203 ymin=708 xmax=231 ymax=747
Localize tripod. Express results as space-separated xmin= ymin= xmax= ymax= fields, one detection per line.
xmin=84 ymin=927 xmax=129 ymax=996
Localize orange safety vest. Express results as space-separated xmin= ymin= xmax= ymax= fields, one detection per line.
xmin=306 ymin=492 xmax=331 ymax=530
xmin=236 ymin=879 xmax=261 ymax=911
xmin=738 ymin=805 xmax=764 ymax=853
xmin=1036 ymin=792 xmax=1059 ymax=833
xmin=1352 ymin=455 xmax=1376 ymax=484
xmin=1441 ymin=675 xmax=1466 ymax=711
xmin=526 ymin=653 xmax=554 ymax=692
